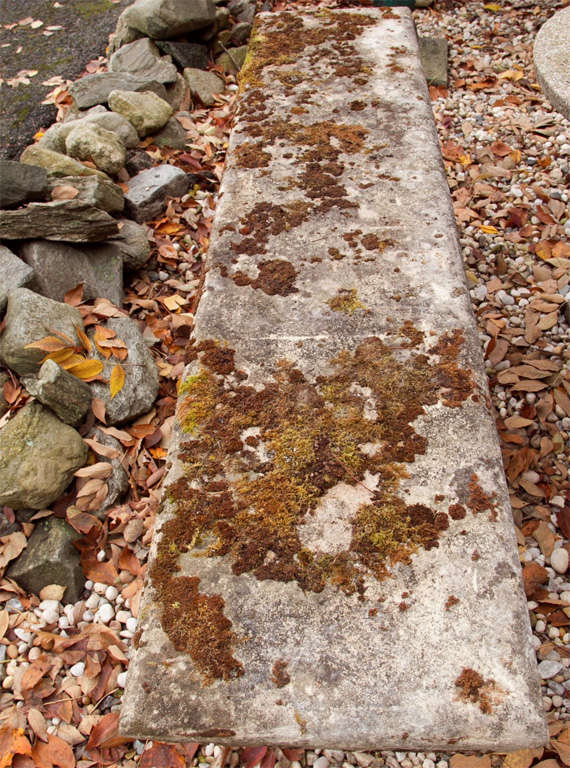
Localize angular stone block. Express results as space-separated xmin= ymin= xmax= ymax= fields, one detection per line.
xmin=7 ymin=518 xmax=84 ymax=603
xmin=534 ymin=7 xmax=570 ymax=121
xmin=20 ymin=239 xmax=123 ymax=305
xmin=109 ymin=38 xmax=178 ymax=83
xmin=121 ymin=8 xmax=546 ymax=753
xmin=0 ymin=201 xmax=118 ymax=242
xmin=0 ymin=287 xmax=84 ymax=376
xmin=21 ymin=145 xmax=104 ymax=178
xmin=108 ymin=89 xmax=173 ymax=138
xmin=70 ymin=72 xmax=168 ymax=110
xmin=419 ymin=36 xmax=448 ymax=87
xmin=0 ymin=160 xmax=48 ymax=208
xmin=0 ymin=401 xmax=87 ymax=509
xmin=183 ymin=68 xmax=224 ymax=107
xmin=124 ymin=164 xmax=190 ymax=222
xmin=122 ymin=0 xmax=216 ymax=40
xmin=23 ymin=359 xmax=92 ymax=427
xmin=48 ymin=176 xmax=125 ymax=214
xmin=0 ymin=245 xmax=35 ymax=315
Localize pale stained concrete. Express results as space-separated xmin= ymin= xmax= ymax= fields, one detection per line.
xmin=534 ymin=7 xmax=570 ymax=121
xmin=121 ymin=8 xmax=547 ymax=751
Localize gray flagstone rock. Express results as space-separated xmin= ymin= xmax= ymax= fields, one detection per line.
xmin=533 ymin=7 xmax=570 ymax=121
xmin=109 ymin=38 xmax=178 ymax=84
xmin=0 ymin=201 xmax=118 ymax=242
xmin=65 ymin=122 xmax=127 ymax=176
xmin=19 ymin=239 xmax=123 ymax=305
xmin=70 ymin=72 xmax=168 ymax=110
xmin=7 ymin=517 xmax=84 ymax=603
xmin=419 ymin=37 xmax=448 ymax=87
xmin=89 ymin=316 xmax=159 ymax=425
xmin=20 ymin=145 xmax=105 ymax=178
xmin=124 ymin=164 xmax=190 ymax=222
xmin=228 ymin=0 xmax=256 ymax=25
xmin=0 ymin=287 xmax=84 ymax=376
xmin=164 ymin=74 xmax=190 ymax=112
xmin=121 ymin=0 xmax=216 ymax=40
xmin=0 ymin=160 xmax=48 ymax=208
xmin=48 ymin=176 xmax=125 ymax=214
xmin=151 ymin=117 xmax=187 ymax=149
xmin=108 ymin=89 xmax=173 ymax=138
xmin=156 ymin=41 xmax=209 ymax=70
xmin=0 ymin=370 xmax=8 ymax=418
xmin=23 ymin=359 xmax=92 ymax=427
xmin=108 ymin=220 xmax=151 ymax=270
xmin=183 ymin=68 xmax=225 ymax=107
xmin=0 ymin=245 xmax=35 ymax=315
xmin=87 ymin=427 xmax=129 ymax=516
xmin=0 ymin=402 xmax=88 ymax=509
xmin=121 ymin=7 xmax=546 ymax=753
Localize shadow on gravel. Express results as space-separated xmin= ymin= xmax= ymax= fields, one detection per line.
xmin=0 ymin=0 xmax=131 ymax=160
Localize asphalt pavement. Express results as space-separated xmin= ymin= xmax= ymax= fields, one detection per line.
xmin=0 ymin=0 xmax=131 ymax=159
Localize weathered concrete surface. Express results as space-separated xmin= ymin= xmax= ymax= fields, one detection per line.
xmin=121 ymin=8 xmax=546 ymax=751
xmin=534 ymin=7 xmax=570 ymax=120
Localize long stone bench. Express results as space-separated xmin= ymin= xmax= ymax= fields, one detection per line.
xmin=120 ymin=7 xmax=547 ymax=751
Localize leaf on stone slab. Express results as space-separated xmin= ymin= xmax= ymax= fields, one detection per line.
xmin=91 ymin=397 xmax=106 ymax=424
xmin=51 ymin=185 xmax=79 ymax=201
xmin=24 ymin=335 xmax=68 ymax=352
xmin=109 ymin=364 xmax=126 ymax=399
xmin=0 ymin=532 xmax=27 ymax=570
xmin=83 ymin=437 xmax=119 ymax=460
xmin=39 ymin=584 xmax=66 ymax=602
xmin=65 ymin=358 xmax=104 ymax=381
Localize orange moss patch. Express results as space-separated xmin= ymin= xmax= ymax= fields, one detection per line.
xmin=455 ymin=667 xmax=496 ymax=715
xmin=271 ymin=659 xmax=291 ymax=687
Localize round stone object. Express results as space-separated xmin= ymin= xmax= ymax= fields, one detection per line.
xmin=534 ymin=7 xmax=570 ymax=120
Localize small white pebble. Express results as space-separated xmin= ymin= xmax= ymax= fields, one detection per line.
xmin=205 ymin=743 xmax=215 ymax=757
xmin=58 ymin=617 xmax=69 ymax=630
xmin=423 ymin=761 xmax=435 ymax=768
xmin=117 ymin=671 xmax=128 ymax=688
xmin=94 ymin=581 xmax=107 ymax=594
xmin=116 ymin=610 xmax=131 ymax=624
xmin=535 ymin=620 xmax=546 ymax=633
xmin=14 ymin=628 xmax=31 ymax=643
xmin=96 ymin=550 xmax=106 ymax=562
xmin=105 ymin=586 xmax=119 ymax=601
xmin=126 ymin=616 xmax=138 ymax=634
xmin=85 ymin=594 xmax=100 ymax=611
xmin=95 ymin=604 xmax=115 ymax=624
xmin=552 ymin=549 xmax=569 ymax=574
xmin=85 ymin=580 xmax=94 ymax=591
xmin=69 ymin=662 xmax=85 ymax=677
xmin=82 ymin=610 xmax=94 ymax=622
xmin=553 ymin=695 xmax=564 ymax=708
xmin=549 ymin=626 xmax=561 ymax=639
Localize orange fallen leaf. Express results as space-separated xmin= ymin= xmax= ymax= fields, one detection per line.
xmin=66 ymin=358 xmax=104 ymax=381
xmin=0 ymin=727 xmax=32 ymax=768
xmin=31 ymin=733 xmax=75 ymax=768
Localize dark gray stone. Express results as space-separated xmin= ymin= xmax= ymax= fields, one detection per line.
xmin=20 ymin=239 xmax=123 ymax=305
xmin=48 ymin=176 xmax=125 ymax=214
xmin=156 ymin=41 xmax=209 ymax=70
xmin=0 ymin=245 xmax=35 ymax=315
xmin=7 ymin=518 xmax=84 ymax=603
xmin=0 ymin=201 xmax=118 ymax=242
xmin=90 ymin=316 xmax=159 ymax=425
xmin=228 ymin=0 xmax=256 ymax=25
xmin=151 ymin=117 xmax=187 ymax=149
xmin=124 ymin=164 xmax=190 ymax=222
xmin=122 ymin=0 xmax=216 ymax=40
xmin=164 ymin=74 xmax=190 ymax=112
xmin=183 ymin=68 xmax=225 ymax=107
xmin=419 ymin=36 xmax=448 ymax=87
xmin=231 ymin=22 xmax=252 ymax=45
xmin=109 ymin=38 xmax=178 ymax=84
xmin=109 ymin=220 xmax=151 ymax=270
xmin=70 ymin=72 xmax=168 ymax=110
xmin=125 ymin=150 xmax=154 ymax=176
xmin=0 ymin=402 xmax=88 ymax=509
xmin=88 ymin=427 xmax=129 ymax=517
xmin=0 ymin=160 xmax=49 ymax=208
xmin=65 ymin=122 xmax=127 ymax=176
xmin=0 ymin=288 xmax=84 ymax=376
xmin=23 ymin=359 xmax=92 ymax=427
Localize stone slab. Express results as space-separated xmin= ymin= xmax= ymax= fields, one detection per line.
xmin=121 ymin=8 xmax=547 ymax=752
xmin=0 ymin=245 xmax=35 ymax=315
xmin=419 ymin=36 xmax=448 ymax=86
xmin=0 ymin=201 xmax=118 ymax=242
xmin=534 ymin=7 xmax=570 ymax=120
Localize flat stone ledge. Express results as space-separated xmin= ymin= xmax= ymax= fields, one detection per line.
xmin=121 ymin=7 xmax=547 ymax=752
xmin=534 ymin=7 xmax=570 ymax=120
